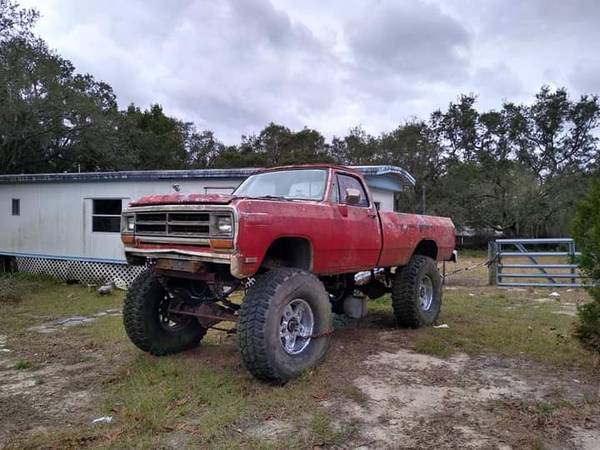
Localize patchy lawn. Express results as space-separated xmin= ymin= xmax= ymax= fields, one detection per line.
xmin=1 ymin=262 xmax=599 ymax=449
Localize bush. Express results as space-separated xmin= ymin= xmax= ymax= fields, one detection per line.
xmin=0 ymin=277 xmax=23 ymax=303
xmin=0 ymin=273 xmax=48 ymax=304
xmin=572 ymin=178 xmax=600 ymax=356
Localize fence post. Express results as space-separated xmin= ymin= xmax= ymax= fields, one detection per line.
xmin=569 ymin=240 xmax=577 ymax=286
xmin=488 ymin=241 xmax=497 ymax=285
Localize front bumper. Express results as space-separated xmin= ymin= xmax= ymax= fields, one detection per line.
xmin=124 ymin=247 xmax=255 ymax=279
xmin=124 ymin=247 xmax=231 ymax=265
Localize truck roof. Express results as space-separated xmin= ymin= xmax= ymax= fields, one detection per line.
xmin=257 ymin=163 xmax=362 ymax=175
xmin=257 ymin=164 xmax=416 ymax=187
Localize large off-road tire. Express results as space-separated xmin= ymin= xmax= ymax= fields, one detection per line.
xmin=238 ymin=268 xmax=332 ymax=383
xmin=392 ymin=255 xmax=442 ymax=328
xmin=123 ymin=270 xmax=206 ymax=355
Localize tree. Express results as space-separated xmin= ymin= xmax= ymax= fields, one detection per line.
xmin=572 ymin=178 xmax=600 ymax=359
xmin=212 ymin=123 xmax=332 ymax=168
xmin=186 ymin=129 xmax=225 ymax=169
xmin=379 ymin=120 xmax=443 ymax=213
xmin=512 ymin=87 xmax=600 ymax=178
xmin=0 ymin=0 xmax=38 ymax=43
xmin=330 ymin=126 xmax=378 ymax=165
xmin=0 ymin=0 xmax=121 ymax=173
xmin=116 ymin=104 xmax=188 ymax=170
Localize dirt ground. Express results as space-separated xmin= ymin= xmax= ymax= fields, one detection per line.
xmin=1 ymin=256 xmax=599 ymax=449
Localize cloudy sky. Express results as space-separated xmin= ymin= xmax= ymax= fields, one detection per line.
xmin=21 ymin=0 xmax=600 ymax=143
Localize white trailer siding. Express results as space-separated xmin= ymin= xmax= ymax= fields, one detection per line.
xmin=370 ymin=187 xmax=394 ymax=212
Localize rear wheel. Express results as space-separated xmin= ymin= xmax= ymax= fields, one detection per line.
xmin=123 ymin=270 xmax=206 ymax=355
xmin=237 ymin=268 xmax=332 ymax=383
xmin=391 ymin=255 xmax=442 ymax=328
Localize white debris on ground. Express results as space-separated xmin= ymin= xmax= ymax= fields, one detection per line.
xmin=0 ymin=335 xmax=10 ymax=353
xmin=27 ymin=309 xmax=121 ymax=333
xmin=549 ymin=291 xmax=561 ymax=299
xmin=433 ymin=324 xmax=450 ymax=329
xmin=91 ymin=416 xmax=114 ymax=425
xmin=97 ymin=282 xmax=115 ymax=296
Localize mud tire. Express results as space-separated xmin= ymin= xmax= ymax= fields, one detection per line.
xmin=123 ymin=270 xmax=206 ymax=355
xmin=392 ymin=255 xmax=442 ymax=328
xmin=238 ymin=268 xmax=332 ymax=383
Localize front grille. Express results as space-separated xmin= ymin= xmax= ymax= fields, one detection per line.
xmin=135 ymin=211 xmax=213 ymax=239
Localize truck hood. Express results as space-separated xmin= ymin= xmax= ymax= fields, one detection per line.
xmin=129 ymin=193 xmax=234 ymax=206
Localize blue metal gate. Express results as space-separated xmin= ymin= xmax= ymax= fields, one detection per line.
xmin=490 ymin=238 xmax=590 ymax=288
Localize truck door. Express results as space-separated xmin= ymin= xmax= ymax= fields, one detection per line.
xmin=331 ymin=172 xmax=382 ymax=271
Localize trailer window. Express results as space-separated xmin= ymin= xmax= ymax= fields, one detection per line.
xmin=11 ymin=199 xmax=20 ymax=216
xmin=92 ymin=199 xmax=122 ymax=232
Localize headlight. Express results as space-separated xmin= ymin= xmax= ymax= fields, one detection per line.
xmin=121 ymin=214 xmax=135 ymax=233
xmin=216 ymin=215 xmax=233 ymax=234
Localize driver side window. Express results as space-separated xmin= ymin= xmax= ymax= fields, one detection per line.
xmin=336 ymin=174 xmax=369 ymax=207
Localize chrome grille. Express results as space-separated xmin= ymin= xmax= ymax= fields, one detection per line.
xmin=135 ymin=211 xmax=212 ymax=240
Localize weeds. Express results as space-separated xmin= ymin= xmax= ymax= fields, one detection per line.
xmin=0 ymin=273 xmax=50 ymax=303
xmin=14 ymin=359 xmax=32 ymax=370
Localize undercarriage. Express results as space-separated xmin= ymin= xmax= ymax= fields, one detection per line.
xmin=124 ymin=256 xmax=442 ymax=383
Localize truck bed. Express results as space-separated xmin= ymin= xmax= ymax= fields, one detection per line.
xmin=377 ymin=212 xmax=455 ymax=267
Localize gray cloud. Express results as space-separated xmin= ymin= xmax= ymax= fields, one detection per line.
xmin=569 ymin=63 xmax=600 ymax=96
xmin=345 ymin=1 xmax=470 ymax=83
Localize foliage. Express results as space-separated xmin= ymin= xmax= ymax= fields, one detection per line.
xmin=1 ymin=1 xmax=600 ymax=239
xmin=0 ymin=272 xmax=44 ymax=303
xmin=572 ymin=178 xmax=600 ymax=355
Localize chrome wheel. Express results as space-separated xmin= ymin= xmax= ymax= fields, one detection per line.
xmin=419 ymin=275 xmax=434 ymax=311
xmin=279 ymin=298 xmax=315 ymax=355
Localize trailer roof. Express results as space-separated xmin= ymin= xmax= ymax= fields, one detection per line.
xmin=0 ymin=165 xmax=415 ymax=187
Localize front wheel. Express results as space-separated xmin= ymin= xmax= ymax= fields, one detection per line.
xmin=237 ymin=268 xmax=332 ymax=383
xmin=391 ymin=255 xmax=442 ymax=328
xmin=123 ymin=270 xmax=206 ymax=355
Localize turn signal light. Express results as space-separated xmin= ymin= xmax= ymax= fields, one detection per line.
xmin=121 ymin=234 xmax=135 ymax=245
xmin=210 ymin=239 xmax=233 ymax=249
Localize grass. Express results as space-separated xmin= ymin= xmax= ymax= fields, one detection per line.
xmin=92 ymin=354 xmax=354 ymax=449
xmin=0 ymin=272 xmax=49 ymax=303
xmin=14 ymin=358 xmax=33 ymax=370
xmin=366 ymin=280 xmax=593 ymax=369
xmin=1 ymin=267 xmax=597 ymax=448
xmin=0 ymin=273 xmax=123 ymax=333
xmin=410 ymin=290 xmax=592 ymax=368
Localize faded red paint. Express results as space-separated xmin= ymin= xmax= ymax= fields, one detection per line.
xmin=130 ymin=193 xmax=233 ymax=206
xmin=124 ymin=165 xmax=455 ymax=278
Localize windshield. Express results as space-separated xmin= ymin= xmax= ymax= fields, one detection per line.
xmin=234 ymin=169 xmax=328 ymax=201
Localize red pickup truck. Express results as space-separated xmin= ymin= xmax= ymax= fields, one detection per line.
xmin=121 ymin=164 xmax=455 ymax=382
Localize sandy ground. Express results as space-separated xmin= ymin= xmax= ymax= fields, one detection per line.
xmin=1 ymin=314 xmax=599 ymax=449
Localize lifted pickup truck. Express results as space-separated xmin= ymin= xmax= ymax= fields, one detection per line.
xmin=121 ymin=164 xmax=455 ymax=382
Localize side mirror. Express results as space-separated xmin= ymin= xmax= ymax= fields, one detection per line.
xmin=344 ymin=188 xmax=361 ymax=205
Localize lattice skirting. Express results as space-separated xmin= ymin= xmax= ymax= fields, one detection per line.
xmin=15 ymin=257 xmax=145 ymax=288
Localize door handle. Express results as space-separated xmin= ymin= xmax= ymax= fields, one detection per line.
xmin=367 ymin=211 xmax=377 ymax=218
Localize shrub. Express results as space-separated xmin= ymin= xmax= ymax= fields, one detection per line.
xmin=0 ymin=273 xmax=48 ymax=304
xmin=0 ymin=277 xmax=23 ymax=303
xmin=572 ymin=178 xmax=600 ymax=356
